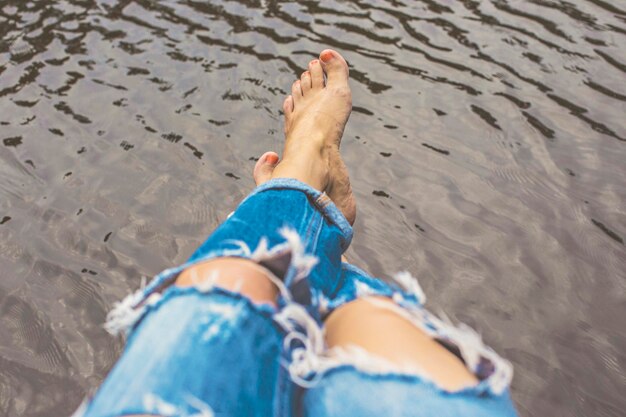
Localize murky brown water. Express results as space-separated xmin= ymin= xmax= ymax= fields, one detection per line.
xmin=0 ymin=0 xmax=624 ymax=416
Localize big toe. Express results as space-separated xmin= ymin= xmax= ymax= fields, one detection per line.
xmin=319 ymin=49 xmax=349 ymax=87
xmin=253 ymin=151 xmax=280 ymax=185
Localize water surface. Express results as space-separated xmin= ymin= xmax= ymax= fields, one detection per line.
xmin=0 ymin=1 xmax=624 ymax=416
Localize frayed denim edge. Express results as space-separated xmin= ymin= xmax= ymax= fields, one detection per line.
xmin=73 ymin=393 xmax=215 ymax=417
xmin=308 ymin=364 xmax=512 ymax=398
xmin=104 ymin=227 xmax=318 ymax=336
xmin=280 ymin=270 xmax=513 ymax=397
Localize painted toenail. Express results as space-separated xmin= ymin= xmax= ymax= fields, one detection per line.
xmin=267 ymin=154 xmax=279 ymax=165
xmin=310 ymin=59 xmax=318 ymax=65
xmin=320 ymin=51 xmax=334 ymax=63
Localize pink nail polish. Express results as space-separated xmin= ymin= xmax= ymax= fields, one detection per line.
xmin=320 ymin=51 xmax=334 ymax=63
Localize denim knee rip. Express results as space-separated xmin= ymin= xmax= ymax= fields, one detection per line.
xmin=75 ymin=228 xmax=322 ymax=417
xmin=80 ymin=288 xmax=284 ymax=417
xmin=103 ymin=227 xmax=319 ymax=337
xmin=73 ymin=177 xmax=519 ymax=416
xmin=103 ymin=230 xmax=513 ymax=400
xmin=77 ymin=229 xmax=515 ymax=417
xmin=278 ymin=266 xmax=514 ymax=397
xmin=78 ymin=178 xmax=359 ymax=417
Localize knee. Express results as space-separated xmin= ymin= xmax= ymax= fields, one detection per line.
xmin=176 ymin=257 xmax=279 ymax=306
xmin=324 ymin=297 xmax=414 ymax=349
xmin=323 ymin=296 xmax=479 ymax=391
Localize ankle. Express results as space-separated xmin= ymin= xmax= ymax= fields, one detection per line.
xmin=271 ymin=157 xmax=329 ymax=191
xmin=284 ymin=132 xmax=327 ymax=154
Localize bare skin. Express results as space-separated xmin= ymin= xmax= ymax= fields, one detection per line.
xmin=324 ymin=297 xmax=478 ymax=391
xmin=176 ymin=258 xmax=278 ymax=306
xmin=254 ymin=49 xmax=356 ymax=225
xmin=128 ymin=49 xmax=473 ymax=416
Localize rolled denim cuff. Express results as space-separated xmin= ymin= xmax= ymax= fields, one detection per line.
xmin=243 ymin=178 xmax=353 ymax=252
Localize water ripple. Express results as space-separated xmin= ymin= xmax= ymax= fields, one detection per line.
xmin=0 ymin=0 xmax=624 ymax=416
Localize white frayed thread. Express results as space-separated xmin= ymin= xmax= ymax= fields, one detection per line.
xmin=69 ymin=399 xmax=87 ymax=417
xmin=365 ymin=297 xmax=513 ymax=395
xmin=103 ymin=228 xmax=316 ymax=335
xmin=143 ymin=393 xmax=178 ymax=416
xmin=277 ymin=227 xmax=319 ymax=282
xmin=143 ymin=393 xmax=214 ymax=417
xmin=275 ymin=303 xmax=433 ymax=389
xmin=216 ymin=239 xmax=256 ymax=258
xmin=103 ymin=265 xmax=186 ymax=335
xmin=185 ymin=394 xmax=216 ymax=417
xmin=104 ymin=288 xmax=162 ymax=336
xmin=316 ymin=345 xmax=430 ymax=381
xmin=226 ymin=228 xmax=318 ymax=284
xmin=277 ymin=294 xmax=512 ymax=395
xmin=103 ymin=267 xmax=212 ymax=336
xmin=274 ymin=303 xmax=326 ymax=388
xmin=317 ymin=291 xmax=331 ymax=315
xmin=392 ymin=271 xmax=426 ymax=305
xmin=354 ymin=280 xmax=378 ymax=298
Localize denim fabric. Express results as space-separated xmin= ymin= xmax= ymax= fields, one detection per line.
xmin=79 ymin=178 xmax=518 ymax=417
xmin=288 ymin=263 xmax=517 ymax=417
xmin=85 ymin=290 xmax=281 ymax=417
xmin=186 ymin=178 xmax=353 ymax=313
xmin=301 ymin=367 xmax=518 ymax=417
xmin=82 ymin=179 xmax=352 ymax=417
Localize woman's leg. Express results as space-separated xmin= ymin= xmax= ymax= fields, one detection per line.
xmin=78 ymin=49 xmax=356 ymax=417
xmin=258 ymin=50 xmax=518 ymax=416
xmin=122 ymin=261 xmax=281 ymax=417
xmin=81 ymin=184 xmax=352 ymax=417
xmin=176 ymin=258 xmax=279 ymax=306
xmin=294 ymin=264 xmax=518 ymax=417
xmin=324 ymin=296 xmax=478 ymax=391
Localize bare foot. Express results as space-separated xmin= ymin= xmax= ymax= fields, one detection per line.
xmin=254 ymin=49 xmax=356 ymax=224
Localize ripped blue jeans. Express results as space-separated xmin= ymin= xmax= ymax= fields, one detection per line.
xmin=77 ymin=179 xmax=518 ymax=417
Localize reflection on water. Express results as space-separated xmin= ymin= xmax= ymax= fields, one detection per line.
xmin=0 ymin=0 xmax=624 ymax=415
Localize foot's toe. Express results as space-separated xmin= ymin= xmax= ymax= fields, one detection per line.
xmin=300 ymin=71 xmax=312 ymax=93
xmin=309 ymin=59 xmax=324 ymax=88
xmin=291 ymin=80 xmax=302 ymax=105
xmin=319 ymin=49 xmax=349 ymax=87
xmin=253 ymin=151 xmax=280 ymax=186
xmin=283 ymin=95 xmax=294 ymax=117
xmin=282 ymin=95 xmax=294 ymax=135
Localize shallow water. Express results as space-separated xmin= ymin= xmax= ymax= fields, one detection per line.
xmin=0 ymin=0 xmax=624 ymax=415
